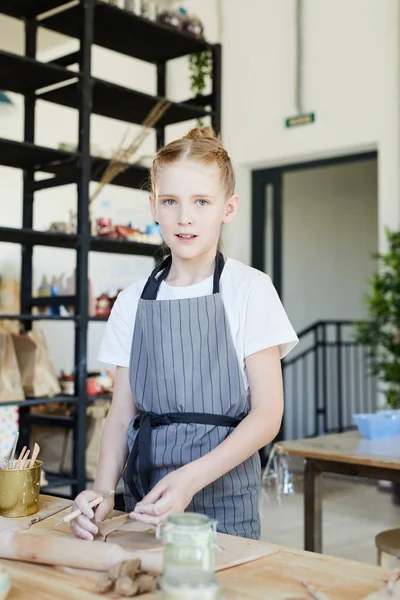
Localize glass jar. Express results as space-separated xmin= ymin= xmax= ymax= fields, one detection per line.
xmin=181 ymin=14 xmax=204 ymax=39
xmin=156 ymin=9 xmax=183 ymax=31
xmin=157 ymin=513 xmax=220 ymax=599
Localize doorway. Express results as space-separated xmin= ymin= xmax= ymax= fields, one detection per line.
xmin=252 ymin=152 xmax=378 ymax=321
xmin=252 ymin=152 xmax=378 ymax=445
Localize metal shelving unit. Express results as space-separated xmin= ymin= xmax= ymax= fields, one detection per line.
xmin=0 ymin=0 xmax=222 ymax=498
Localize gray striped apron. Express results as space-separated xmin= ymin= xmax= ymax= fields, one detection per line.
xmin=124 ymin=252 xmax=261 ymax=539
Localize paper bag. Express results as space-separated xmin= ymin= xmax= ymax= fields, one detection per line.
xmin=0 ymin=279 xmax=20 ymax=335
xmin=0 ymin=333 xmax=25 ymax=402
xmin=12 ymin=325 xmax=61 ymax=398
xmin=31 ymin=400 xmax=110 ymax=478
xmin=30 ymin=426 xmax=71 ymax=473
xmin=86 ymin=401 xmax=110 ymax=479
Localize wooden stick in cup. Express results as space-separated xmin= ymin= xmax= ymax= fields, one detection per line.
xmin=20 ymin=449 xmax=30 ymax=470
xmin=15 ymin=446 xmax=27 ymax=470
xmin=29 ymin=443 xmax=40 ymax=468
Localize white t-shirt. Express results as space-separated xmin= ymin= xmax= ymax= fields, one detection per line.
xmin=98 ymin=258 xmax=298 ymax=393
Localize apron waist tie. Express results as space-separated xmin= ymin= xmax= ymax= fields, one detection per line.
xmin=125 ymin=412 xmax=242 ymax=503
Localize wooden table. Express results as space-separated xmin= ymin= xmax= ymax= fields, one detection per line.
xmin=276 ymin=431 xmax=400 ymax=554
xmin=1 ymin=541 xmax=392 ymax=599
xmin=0 ymin=494 xmax=393 ymax=599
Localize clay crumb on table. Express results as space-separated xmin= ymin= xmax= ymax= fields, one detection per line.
xmin=95 ymin=559 xmax=158 ymax=597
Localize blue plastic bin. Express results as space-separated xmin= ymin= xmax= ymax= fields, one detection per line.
xmin=353 ymin=412 xmax=399 ymax=440
xmin=377 ymin=409 xmax=400 ymax=434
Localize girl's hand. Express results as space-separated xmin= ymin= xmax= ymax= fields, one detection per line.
xmin=69 ymin=490 xmax=115 ymax=541
xmin=130 ymin=467 xmax=197 ymax=526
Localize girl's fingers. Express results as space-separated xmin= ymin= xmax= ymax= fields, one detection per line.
xmin=135 ymin=497 xmax=170 ymax=516
xmin=70 ymin=521 xmax=94 ymax=541
xmin=132 ymin=507 xmax=174 ymax=526
xmin=131 ymin=512 xmax=163 ymax=526
xmin=74 ymin=498 xmax=94 ymax=520
xmin=139 ymin=483 xmax=165 ymax=506
xmin=134 ymin=503 xmax=157 ymax=515
xmin=94 ymin=502 xmax=112 ymax=524
xmin=153 ymin=493 xmax=171 ymax=512
xmin=74 ymin=514 xmax=98 ymax=535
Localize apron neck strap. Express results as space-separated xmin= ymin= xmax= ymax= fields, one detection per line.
xmin=141 ymin=252 xmax=225 ymax=300
xmin=213 ymin=251 xmax=225 ymax=293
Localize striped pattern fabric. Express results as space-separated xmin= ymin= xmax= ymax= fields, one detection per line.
xmin=125 ymin=293 xmax=261 ymax=540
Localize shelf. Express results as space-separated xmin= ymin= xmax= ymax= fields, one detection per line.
xmin=0 ymin=313 xmax=77 ymax=321
xmin=0 ymin=50 xmax=76 ymax=95
xmin=0 ymin=138 xmax=148 ymax=191
xmin=0 ymin=0 xmax=220 ymax=499
xmin=39 ymin=77 xmax=210 ymax=127
xmin=29 ymin=295 xmax=75 ymax=307
xmin=87 ymin=394 xmax=112 ymax=402
xmin=0 ymin=226 xmax=158 ymax=255
xmin=2 ymin=396 xmax=79 ymax=408
xmin=0 ymin=138 xmax=76 ymax=172
xmin=0 ymin=0 xmax=72 ymax=20
xmin=42 ymin=1 xmax=210 ymax=63
xmin=50 ymin=154 xmax=150 ymax=191
xmin=0 ymin=226 xmax=77 ymax=248
xmin=42 ymin=473 xmax=78 ymax=491
xmin=28 ymin=413 xmax=74 ymax=427
xmin=90 ymin=236 xmax=159 ymax=256
xmin=90 ymin=156 xmax=150 ymax=190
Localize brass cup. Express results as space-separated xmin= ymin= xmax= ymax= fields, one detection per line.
xmin=0 ymin=460 xmax=42 ymax=518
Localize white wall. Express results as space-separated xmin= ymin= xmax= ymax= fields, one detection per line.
xmin=222 ymin=0 xmax=400 ymax=262
xmin=282 ymin=159 xmax=378 ymax=331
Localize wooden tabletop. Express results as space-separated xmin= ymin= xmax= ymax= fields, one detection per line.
xmin=1 ymin=543 xmax=391 ymax=600
xmin=276 ymin=431 xmax=400 ymax=470
xmin=0 ymin=495 xmax=393 ymax=599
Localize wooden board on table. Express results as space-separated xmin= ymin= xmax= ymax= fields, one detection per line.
xmin=30 ymin=502 xmax=277 ymax=572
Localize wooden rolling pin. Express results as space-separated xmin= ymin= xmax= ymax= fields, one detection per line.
xmin=0 ymin=532 xmax=163 ymax=573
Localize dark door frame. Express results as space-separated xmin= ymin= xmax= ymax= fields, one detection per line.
xmin=251 ymin=150 xmax=378 ymax=299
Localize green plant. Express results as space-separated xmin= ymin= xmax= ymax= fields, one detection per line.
xmin=354 ymin=229 xmax=400 ymax=408
xmin=188 ymin=49 xmax=212 ymax=126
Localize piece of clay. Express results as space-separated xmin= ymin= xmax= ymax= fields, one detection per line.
xmin=95 ymin=573 xmax=114 ymax=594
xmin=145 ymin=570 xmax=159 ymax=579
xmin=109 ymin=561 xmax=125 ymax=581
xmin=115 ymin=576 xmax=139 ymax=597
xmin=120 ymin=559 xmax=141 ymax=579
xmin=137 ymin=574 xmax=157 ymax=594
xmin=97 ymin=514 xmax=131 ymax=541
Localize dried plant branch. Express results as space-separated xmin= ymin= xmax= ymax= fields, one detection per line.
xmin=90 ymin=99 xmax=171 ymax=203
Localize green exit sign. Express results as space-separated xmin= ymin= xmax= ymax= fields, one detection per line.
xmin=285 ymin=113 xmax=315 ymax=128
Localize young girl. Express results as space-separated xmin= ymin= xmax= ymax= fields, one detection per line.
xmin=71 ymin=127 xmax=298 ymax=541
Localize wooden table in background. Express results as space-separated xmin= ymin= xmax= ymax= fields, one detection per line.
xmin=0 ymin=495 xmax=393 ymax=599
xmin=277 ymin=431 xmax=400 ymax=554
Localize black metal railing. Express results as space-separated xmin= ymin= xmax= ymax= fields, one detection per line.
xmin=282 ymin=320 xmax=377 ymax=441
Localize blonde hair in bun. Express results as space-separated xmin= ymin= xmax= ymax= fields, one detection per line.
xmin=150 ymin=126 xmax=234 ymax=198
